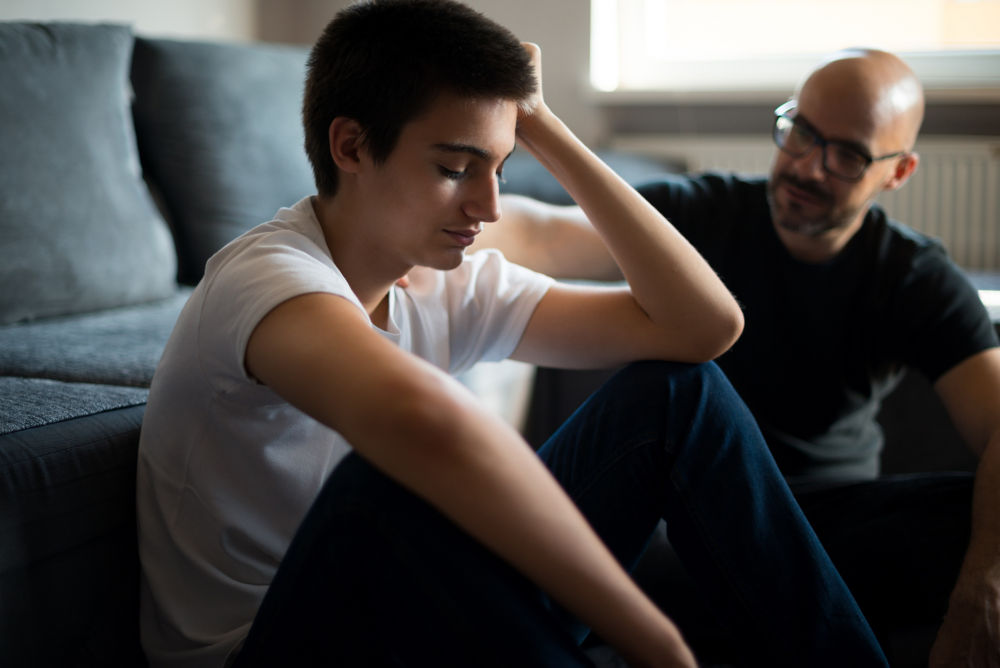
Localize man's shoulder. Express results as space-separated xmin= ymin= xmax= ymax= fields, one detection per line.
xmin=861 ymin=206 xmax=950 ymax=275
xmin=860 ymin=206 xmax=1000 ymax=381
xmin=638 ymin=171 xmax=766 ymax=200
xmin=873 ymin=206 xmax=942 ymax=248
xmin=636 ymin=172 xmax=770 ymax=244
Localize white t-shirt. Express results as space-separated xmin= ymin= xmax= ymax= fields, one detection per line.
xmin=137 ymin=196 xmax=554 ymax=668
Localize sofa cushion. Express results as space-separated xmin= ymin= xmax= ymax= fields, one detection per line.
xmin=0 ymin=289 xmax=190 ymax=390
xmin=0 ymin=22 xmax=177 ymax=325
xmin=0 ymin=403 xmax=146 ymax=666
xmin=131 ymin=37 xmax=314 ymax=284
xmin=0 ymin=376 xmax=148 ymax=435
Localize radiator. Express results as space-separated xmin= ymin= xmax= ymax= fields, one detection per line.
xmin=610 ymin=134 xmax=1000 ymax=271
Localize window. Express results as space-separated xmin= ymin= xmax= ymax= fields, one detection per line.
xmin=591 ymin=0 xmax=1000 ymax=98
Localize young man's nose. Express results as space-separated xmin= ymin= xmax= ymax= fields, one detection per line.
xmin=464 ymin=174 xmax=502 ymax=223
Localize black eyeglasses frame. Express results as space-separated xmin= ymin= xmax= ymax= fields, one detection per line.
xmin=772 ymin=101 xmax=908 ymax=182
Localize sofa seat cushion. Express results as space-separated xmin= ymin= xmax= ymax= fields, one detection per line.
xmin=0 ymin=289 xmax=191 ymax=389
xmin=131 ymin=37 xmax=314 ymax=284
xmin=0 ymin=377 xmax=148 ymax=436
xmin=0 ymin=402 xmax=146 ymax=666
xmin=0 ymin=22 xmax=176 ymax=325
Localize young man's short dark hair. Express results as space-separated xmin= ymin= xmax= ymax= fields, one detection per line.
xmin=303 ymin=0 xmax=536 ymax=196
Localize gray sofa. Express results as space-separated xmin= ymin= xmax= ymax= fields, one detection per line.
xmin=0 ymin=22 xmax=322 ymax=667
xmin=1 ymin=20 xmax=993 ymax=668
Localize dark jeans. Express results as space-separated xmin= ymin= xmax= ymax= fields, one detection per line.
xmin=233 ymin=361 xmax=887 ymax=667
xmin=633 ymin=474 xmax=974 ymax=665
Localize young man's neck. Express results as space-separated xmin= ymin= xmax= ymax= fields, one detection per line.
xmin=310 ymin=194 xmax=405 ymax=323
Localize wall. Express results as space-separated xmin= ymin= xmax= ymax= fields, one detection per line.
xmin=4 ymin=1 xmax=993 ymax=143
xmin=462 ymin=1 xmax=603 ymax=146
xmin=0 ymin=0 xmax=259 ymax=41
xmin=255 ymin=0 xmax=603 ymax=144
xmin=0 ymin=0 xmax=602 ymax=144
xmin=600 ymin=99 xmax=1000 ymax=139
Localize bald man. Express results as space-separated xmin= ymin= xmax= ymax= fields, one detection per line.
xmin=482 ymin=49 xmax=1000 ymax=665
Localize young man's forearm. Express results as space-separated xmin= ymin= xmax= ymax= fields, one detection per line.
xmin=514 ymin=105 xmax=742 ymax=357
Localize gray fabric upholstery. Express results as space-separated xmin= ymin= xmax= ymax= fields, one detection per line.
xmin=0 ymin=377 xmax=148 ymax=435
xmin=0 ymin=290 xmax=190 ymax=390
xmin=131 ymin=37 xmax=314 ymax=284
xmin=0 ymin=404 xmax=146 ymax=666
xmin=0 ymin=23 xmax=177 ymax=325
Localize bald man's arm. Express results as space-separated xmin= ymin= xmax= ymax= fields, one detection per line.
xmin=929 ymin=348 xmax=1000 ymax=667
xmin=477 ymin=194 xmax=621 ymax=280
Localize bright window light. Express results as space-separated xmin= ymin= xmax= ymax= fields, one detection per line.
xmin=592 ymin=0 xmax=1000 ymax=95
xmin=591 ymin=0 xmax=620 ymax=92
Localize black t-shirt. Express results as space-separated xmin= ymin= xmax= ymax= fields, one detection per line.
xmin=638 ymin=173 xmax=998 ymax=481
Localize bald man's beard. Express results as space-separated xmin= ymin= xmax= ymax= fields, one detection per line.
xmin=766 ymin=171 xmax=865 ymax=238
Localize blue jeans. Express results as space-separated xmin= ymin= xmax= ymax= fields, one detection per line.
xmin=233 ymin=361 xmax=887 ymax=667
xmin=631 ymin=474 xmax=974 ymax=665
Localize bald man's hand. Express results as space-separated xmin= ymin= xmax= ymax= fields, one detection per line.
xmin=929 ymin=577 xmax=1000 ymax=667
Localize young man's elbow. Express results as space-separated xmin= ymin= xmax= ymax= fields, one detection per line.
xmin=678 ymin=307 xmax=744 ymax=363
xmin=708 ymin=306 xmax=744 ymax=358
xmin=721 ymin=304 xmax=745 ymax=347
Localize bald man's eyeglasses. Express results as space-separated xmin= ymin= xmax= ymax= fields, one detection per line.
xmin=772 ymin=101 xmax=907 ymax=182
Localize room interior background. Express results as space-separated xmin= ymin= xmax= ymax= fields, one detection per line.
xmin=4 ymin=0 xmax=997 ymax=271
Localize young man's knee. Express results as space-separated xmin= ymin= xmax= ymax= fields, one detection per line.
xmin=613 ymin=360 xmax=730 ymax=398
xmin=608 ymin=360 xmax=752 ymax=434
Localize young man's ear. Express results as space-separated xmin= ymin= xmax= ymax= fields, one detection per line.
xmin=883 ymin=152 xmax=919 ymax=191
xmin=328 ymin=117 xmax=366 ymax=174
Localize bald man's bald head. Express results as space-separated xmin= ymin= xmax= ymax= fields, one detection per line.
xmin=796 ymin=48 xmax=925 ymax=149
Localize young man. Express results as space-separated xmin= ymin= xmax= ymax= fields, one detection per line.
xmin=136 ymin=3 xmax=887 ymax=666
xmin=486 ymin=49 xmax=1000 ymax=665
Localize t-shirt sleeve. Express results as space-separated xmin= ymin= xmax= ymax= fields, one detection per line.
xmin=444 ymin=250 xmax=555 ymax=375
xmin=889 ymin=246 xmax=999 ymax=382
xmin=195 ymin=230 xmax=364 ymax=392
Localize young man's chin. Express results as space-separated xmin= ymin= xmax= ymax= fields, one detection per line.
xmin=423 ymin=251 xmax=467 ymax=272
